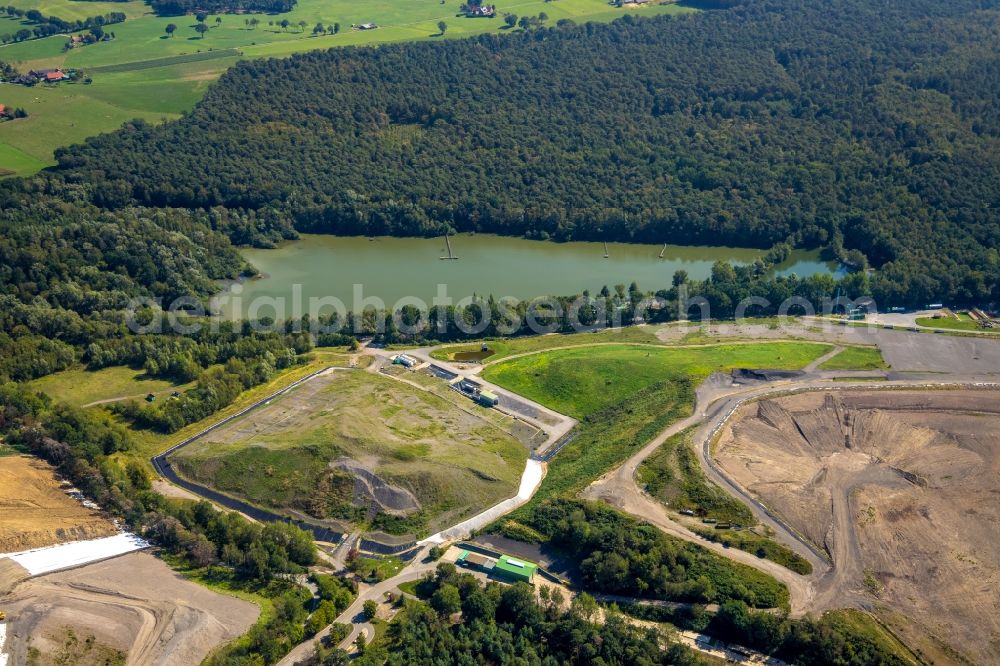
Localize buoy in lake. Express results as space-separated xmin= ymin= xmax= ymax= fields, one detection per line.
xmin=603 ymin=241 xmax=609 ymax=259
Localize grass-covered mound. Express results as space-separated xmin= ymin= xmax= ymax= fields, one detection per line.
xmin=173 ymin=370 xmax=527 ymax=535
xmin=481 ymin=342 xmax=829 ymax=418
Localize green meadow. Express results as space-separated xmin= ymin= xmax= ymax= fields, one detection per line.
xmin=481 ymin=342 xmax=831 ymax=418
xmin=3 ymin=0 xmax=149 ymax=22
xmin=482 ymin=341 xmax=830 ymax=507
xmin=25 ymin=364 xmax=193 ymax=406
xmin=0 ymin=0 xmax=695 ymax=175
xmin=818 ymin=345 xmax=887 ymax=370
xmin=915 ymin=314 xmax=985 ymax=331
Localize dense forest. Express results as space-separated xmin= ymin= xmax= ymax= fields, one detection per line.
xmin=48 ymin=0 xmax=1000 ymax=304
xmin=352 ymin=563 xmax=706 ymax=666
xmin=148 ymin=0 xmax=296 ymax=17
xmin=346 ymin=561 xmax=912 ymax=666
xmin=528 ymin=499 xmax=787 ymax=608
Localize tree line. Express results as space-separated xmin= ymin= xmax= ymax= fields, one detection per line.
xmin=1 ymin=6 xmax=125 ymax=44
xmin=348 ymin=559 xmax=910 ymax=666
xmin=149 ymin=0 xmax=295 ymax=17
xmin=46 ymin=0 xmax=1000 ymax=305
xmin=352 ymin=561 xmax=705 ymax=666
xmin=626 ymin=601 xmax=913 ymax=665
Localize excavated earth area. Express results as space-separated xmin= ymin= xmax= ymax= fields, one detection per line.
xmin=0 ymin=455 xmax=117 ymax=553
xmin=715 ymin=389 xmax=1000 ymax=665
xmin=0 ymin=551 xmax=258 ymax=666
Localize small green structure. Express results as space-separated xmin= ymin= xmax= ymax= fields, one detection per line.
xmin=493 ymin=555 xmax=537 ymax=583
xmin=478 ymin=390 xmax=499 ymax=407
xmin=457 ymin=550 xmax=495 ymax=571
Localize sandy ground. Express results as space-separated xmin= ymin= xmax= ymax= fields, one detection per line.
xmin=0 ymin=558 xmax=28 ymax=596
xmin=715 ymin=390 xmax=1000 ymax=665
xmin=0 ymin=551 xmax=259 ymax=666
xmin=151 ymin=479 xmax=203 ymax=502
xmin=0 ymin=456 xmax=117 ymax=553
xmin=656 ymin=320 xmax=1000 ymax=375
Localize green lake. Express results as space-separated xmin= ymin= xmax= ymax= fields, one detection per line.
xmin=215 ymin=234 xmax=841 ymax=318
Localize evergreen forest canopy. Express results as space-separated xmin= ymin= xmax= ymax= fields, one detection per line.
xmin=51 ymin=0 xmax=1000 ymax=305
xmin=147 ymin=0 xmax=296 ymax=18
xmin=58 ymin=0 xmax=298 ymax=16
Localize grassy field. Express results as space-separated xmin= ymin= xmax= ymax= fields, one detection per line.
xmin=481 ymin=342 xmax=831 ymax=418
xmin=117 ymin=356 xmax=347 ymax=469
xmin=348 ymin=556 xmax=405 ymax=582
xmin=0 ymin=0 xmax=695 ymax=175
xmin=3 ymin=0 xmax=149 ymax=22
xmin=0 ymin=141 xmax=48 ymax=176
xmin=431 ymin=326 xmax=666 ymax=363
xmin=915 ymin=315 xmax=985 ymax=331
xmin=823 ymin=610 xmax=921 ymax=666
xmin=26 ymin=364 xmax=192 ymax=406
xmin=818 ymin=345 xmax=887 ymax=371
xmin=639 ymin=429 xmax=754 ymax=524
xmin=486 ymin=342 xmax=830 ymax=509
xmin=172 ymin=368 xmax=528 ymax=535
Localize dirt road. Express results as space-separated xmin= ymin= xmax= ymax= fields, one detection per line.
xmin=584 ymin=357 xmax=1000 ymax=617
xmin=0 ymin=551 xmax=258 ymax=666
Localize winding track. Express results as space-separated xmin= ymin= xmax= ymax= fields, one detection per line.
xmin=153 ymin=333 xmax=1000 ymax=659
xmin=585 ymin=369 xmax=1000 ymax=615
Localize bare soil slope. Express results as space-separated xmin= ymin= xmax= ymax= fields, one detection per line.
xmin=0 ymin=455 xmax=117 ymax=553
xmin=716 ymin=389 xmax=1000 ymax=665
xmin=0 ymin=551 xmax=258 ymax=666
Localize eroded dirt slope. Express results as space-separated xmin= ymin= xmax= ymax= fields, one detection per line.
xmin=716 ymin=390 xmax=1000 ymax=665
xmin=0 ymin=455 xmax=117 ymax=553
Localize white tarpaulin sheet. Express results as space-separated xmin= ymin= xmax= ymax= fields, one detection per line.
xmin=0 ymin=621 xmax=8 ymax=666
xmin=2 ymin=533 xmax=148 ymax=576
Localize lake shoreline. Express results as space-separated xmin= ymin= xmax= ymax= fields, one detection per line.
xmin=215 ymin=233 xmax=843 ymax=319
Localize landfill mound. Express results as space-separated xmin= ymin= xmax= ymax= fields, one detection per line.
xmin=716 ymin=389 xmax=1000 ymax=665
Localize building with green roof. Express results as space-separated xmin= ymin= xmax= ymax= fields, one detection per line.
xmin=493 ymin=554 xmax=537 ymax=583
xmin=478 ymin=390 xmax=499 ymax=407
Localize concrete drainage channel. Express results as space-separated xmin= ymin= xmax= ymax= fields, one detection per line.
xmin=151 ymin=363 xmax=572 ymax=559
